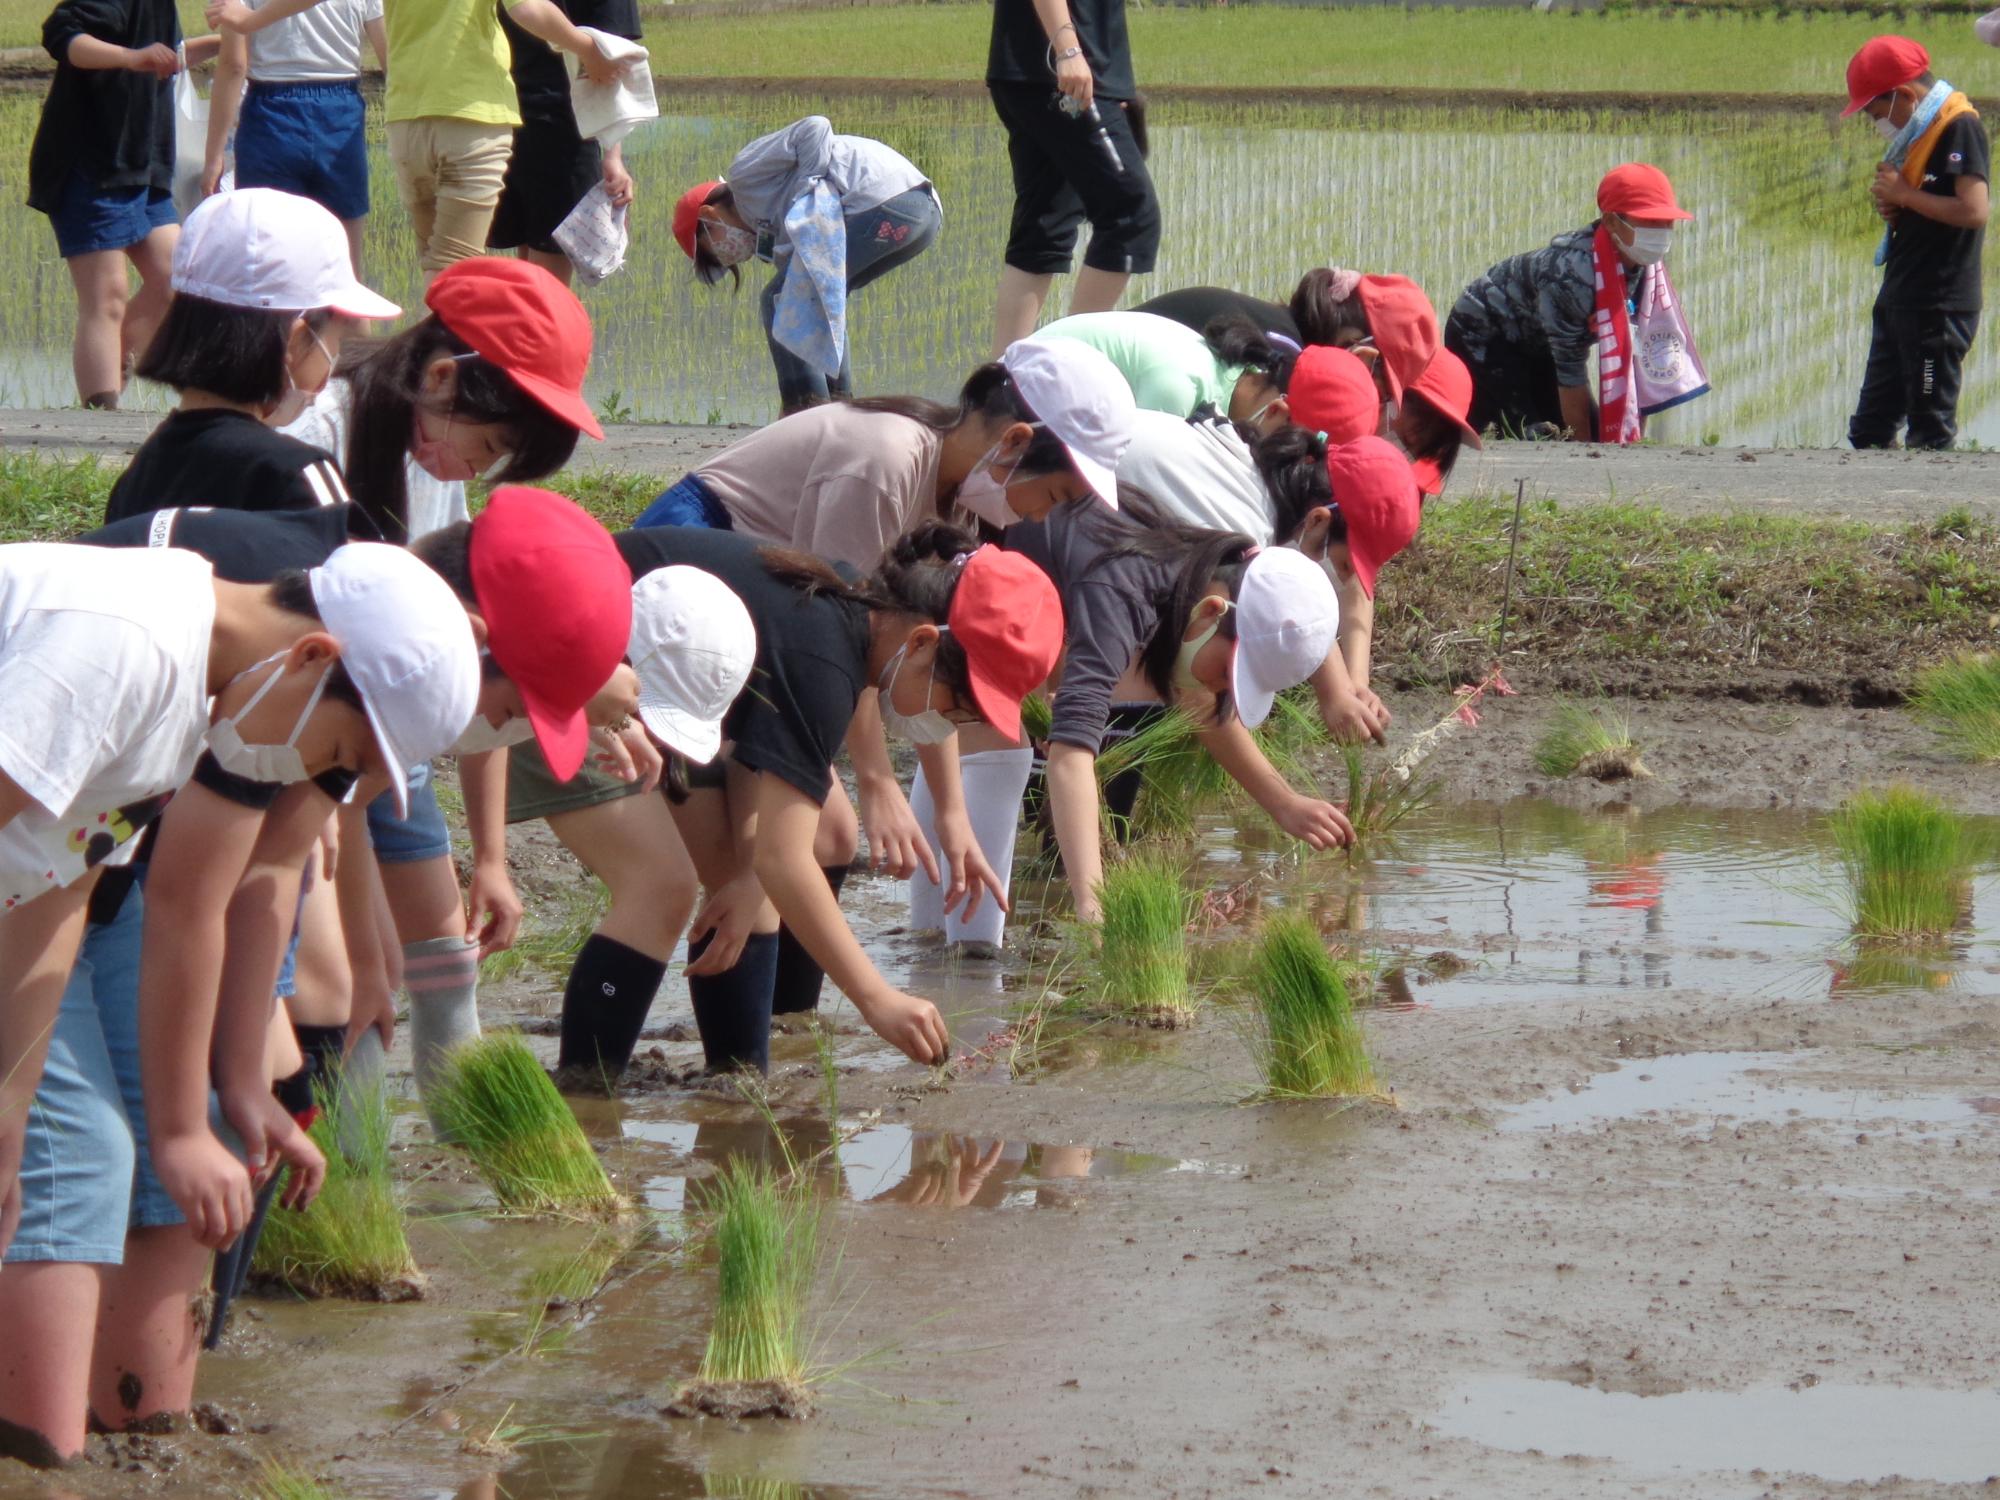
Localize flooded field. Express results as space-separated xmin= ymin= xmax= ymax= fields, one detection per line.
xmin=1 ymin=91 xmax=1996 ymax=444
xmin=25 ymin=791 xmax=1997 ymax=1500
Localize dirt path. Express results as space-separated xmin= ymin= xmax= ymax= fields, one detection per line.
xmin=8 ymin=407 xmax=2000 ymax=518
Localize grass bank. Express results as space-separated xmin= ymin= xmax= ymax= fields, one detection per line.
xmin=5 ymin=450 xmax=1992 ymax=705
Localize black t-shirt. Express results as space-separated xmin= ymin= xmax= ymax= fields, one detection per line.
xmin=614 ymin=526 xmax=871 ymax=805
xmin=501 ymin=0 xmax=641 ymax=126
xmin=27 ymin=0 xmax=179 ymax=211
xmin=987 ymin=0 xmax=1135 ymax=101
xmin=104 ymin=408 xmax=354 ymax=527
xmin=1880 ymin=113 xmax=1990 ymax=313
xmin=1137 ymin=286 xmax=1302 ymax=345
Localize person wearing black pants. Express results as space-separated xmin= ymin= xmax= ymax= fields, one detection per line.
xmin=1849 ymin=305 xmax=1979 ymax=449
xmin=987 ymin=0 xmax=1159 ymax=356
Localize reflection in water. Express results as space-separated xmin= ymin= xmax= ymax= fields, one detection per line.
xmin=459 ymin=1436 xmax=864 ymax=1500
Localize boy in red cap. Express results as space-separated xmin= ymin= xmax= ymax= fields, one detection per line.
xmin=1842 ymin=35 xmax=1988 ymax=449
xmin=1443 ymin=162 xmax=1693 ymax=443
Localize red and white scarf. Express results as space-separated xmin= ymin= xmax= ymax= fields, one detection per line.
xmin=1590 ymin=225 xmax=1709 ymax=445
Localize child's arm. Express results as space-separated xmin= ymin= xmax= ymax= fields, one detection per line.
xmin=505 ymin=0 xmax=620 ymax=84
xmin=1195 ymin=714 xmax=1355 ymax=850
xmin=1334 ymin=571 xmax=1375 ymax=690
xmin=333 ymin=802 xmax=397 ymax=1050
xmin=1044 ymin=739 xmax=1106 ymax=922
xmin=204 ymin=28 xmax=248 ymax=196
xmin=0 ymin=767 xmax=32 ymax=833
xmin=364 ymin=12 xmax=386 ymax=75
xmin=915 ymin=736 xmax=1007 ymax=920
xmin=845 ymin=697 xmax=940 ymax=883
xmin=1875 ymin=164 xmax=1991 ymax=230
xmin=753 ymin=772 xmax=949 ymax=1063
xmin=183 ymin=31 xmax=222 ymax=65
xmin=63 ymin=32 xmax=178 ymax=72
xmin=206 ymin=0 xmax=320 ymax=36
xmin=458 ymin=749 xmax=522 ymax=959
xmin=1309 ymin=637 xmax=1389 ymax=745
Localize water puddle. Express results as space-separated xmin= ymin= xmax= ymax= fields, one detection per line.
xmin=1503 ymin=1051 xmax=1996 ymax=1134
xmin=1432 ymin=1375 xmax=2000 ymax=1483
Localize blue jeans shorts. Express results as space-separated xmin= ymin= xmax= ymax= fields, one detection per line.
xmin=234 ymin=79 xmax=370 ymax=222
xmin=366 ymin=761 xmax=451 ymax=865
xmin=47 ymin=172 xmax=177 ymax=259
xmin=634 ymin=473 xmax=734 ymax=531
xmin=7 ymin=875 xmax=242 ymax=1263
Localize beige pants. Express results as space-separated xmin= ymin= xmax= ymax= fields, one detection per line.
xmin=387 ymin=117 xmax=513 ymax=276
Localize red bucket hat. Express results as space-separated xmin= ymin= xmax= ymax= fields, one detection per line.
xmin=426 ymin=258 xmax=604 ymax=440
xmin=674 ymin=180 xmax=723 ymax=260
xmin=949 ymin=546 xmax=1063 ymax=743
xmin=1352 ymin=274 xmax=1439 ymax=404
xmin=1286 ymin=345 xmax=1381 ymax=445
xmin=468 ymin=486 xmax=634 ymax=780
xmin=1324 ymin=436 xmax=1421 ymax=600
xmin=1596 ymin=163 xmax=1693 ymax=222
xmin=1844 ymin=35 xmax=1929 ymax=116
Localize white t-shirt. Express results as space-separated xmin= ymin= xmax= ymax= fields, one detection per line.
xmin=0 ymin=546 xmax=216 ymax=912
xmin=283 ymin=379 xmax=468 ymax=542
xmin=246 ymin=0 xmax=381 ymax=83
xmin=1116 ymin=410 xmax=1278 ymax=543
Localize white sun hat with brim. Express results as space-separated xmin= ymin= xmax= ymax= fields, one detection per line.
xmin=628 ymin=566 xmax=757 ymax=763
xmin=309 ymin=543 xmax=482 ymax=817
xmin=1231 ymin=545 xmax=1341 ymax=731
xmin=999 ymin=335 xmax=1137 ymax=509
xmin=174 ymin=187 xmax=402 ymax=320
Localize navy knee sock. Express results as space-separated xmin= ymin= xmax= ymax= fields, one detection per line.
xmin=276 ymin=1022 xmax=350 ymax=1117
xmin=685 ymin=930 xmax=780 ymax=1075
xmin=558 ymin=934 xmax=669 ymax=1078
xmin=771 ymin=865 xmax=850 ymax=1016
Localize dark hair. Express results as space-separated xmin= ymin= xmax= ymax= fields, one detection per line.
xmin=1123 ymin=93 xmax=1150 ymax=158
xmin=1288 ymin=269 xmax=1371 ymax=349
xmin=755 ymin=521 xmax=982 ymax=710
xmin=335 ymin=317 xmax=580 ymax=543
xmin=1248 ymin=424 xmax=1336 ymax=546
xmin=265 ymin=569 xmax=368 ymax=711
xmin=849 ymin=363 xmax=1077 ymax=490
xmin=1399 ymin=392 xmax=1462 ymax=487
xmin=1205 ymin=315 xmax=1297 ymax=395
xmin=135 ymin=296 xmax=333 ymax=406
xmin=409 ymin=520 xmax=478 ymax=605
xmin=690 ymin=184 xmax=743 ymax=290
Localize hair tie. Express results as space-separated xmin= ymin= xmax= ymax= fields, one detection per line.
xmin=1313 ymin=430 xmax=1329 ymax=457
xmin=952 ymin=551 xmax=975 ymax=569
xmin=1267 ymin=332 xmax=1302 ymax=356
xmin=1325 ymin=266 xmax=1363 ymax=302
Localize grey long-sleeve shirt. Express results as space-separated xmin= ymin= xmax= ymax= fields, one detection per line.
xmin=725 ymin=115 xmax=935 ymax=258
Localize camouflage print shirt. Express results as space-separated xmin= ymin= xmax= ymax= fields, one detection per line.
xmin=1446 ymin=225 xmax=1632 ymax=389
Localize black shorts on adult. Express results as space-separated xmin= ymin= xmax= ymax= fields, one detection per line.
xmin=988 ymin=82 xmax=1160 ymax=277
xmin=488 ymin=113 xmax=601 ymax=254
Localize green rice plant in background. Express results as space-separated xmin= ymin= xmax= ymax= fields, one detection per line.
xmin=1532 ymin=702 xmax=1651 ymax=781
xmin=1910 ymin=655 xmax=2000 ymax=762
xmin=1829 ymin=784 xmax=1983 ymax=941
xmin=1248 ymin=914 xmax=1381 ymax=1100
xmin=693 ymin=1158 xmax=821 ymax=1395
xmin=252 ymin=1080 xmax=420 ymax=1300
xmin=1093 ymin=853 xmax=1197 ymax=1025
xmin=245 ymin=1465 xmax=354 ymax=1500
xmin=428 ymin=1034 xmax=621 ymax=1218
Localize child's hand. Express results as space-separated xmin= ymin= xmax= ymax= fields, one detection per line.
xmin=128 ymin=42 xmax=180 ymax=75
xmin=1871 ymin=164 xmax=1909 ymax=218
xmin=1318 ymin=686 xmax=1389 ymax=746
xmin=153 ymin=1130 xmax=255 ymax=1249
xmin=1275 ymin=793 xmax=1355 ymax=851
xmin=685 ymin=875 xmax=768 ymax=977
xmin=601 ymin=154 xmax=634 ymax=209
xmin=206 ymin=0 xmax=257 ymax=32
xmin=256 ymin=1101 xmax=328 ymax=1210
xmin=467 ymin=858 xmax=523 ymax=960
xmin=574 ymin=39 xmax=619 ymax=87
xmin=854 ymin=987 xmax=950 ymax=1065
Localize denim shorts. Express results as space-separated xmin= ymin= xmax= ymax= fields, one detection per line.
xmin=366 ymin=761 xmax=452 ymax=865
xmin=7 ymin=876 xmax=243 ymax=1262
xmin=47 ymin=172 xmax=177 ymax=259
xmin=234 ymin=79 xmax=370 ymax=222
xmin=634 ymin=473 xmax=734 ymax=531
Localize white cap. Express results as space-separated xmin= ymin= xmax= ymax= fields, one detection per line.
xmin=1231 ymin=547 xmax=1341 ymax=730
xmin=628 ymin=566 xmax=757 ymax=764
xmin=1000 ymin=335 xmax=1136 ymax=509
xmin=173 ymin=187 xmax=401 ymax=320
xmin=308 ymin=544 xmax=481 ymax=817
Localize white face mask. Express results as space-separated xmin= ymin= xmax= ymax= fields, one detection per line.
xmin=1875 ymin=114 xmax=1903 ymax=141
xmin=207 ymin=652 xmax=332 ymax=784
xmin=1619 ymin=219 xmax=1675 ymax=266
xmin=703 ymin=219 xmax=758 ymax=267
xmin=878 ymin=641 xmax=957 ymax=745
xmin=955 ymin=430 xmax=1040 ymax=530
xmin=453 ymin=714 xmax=537 ymax=755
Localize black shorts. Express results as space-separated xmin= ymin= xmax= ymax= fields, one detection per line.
xmin=488 ymin=112 xmax=601 ymax=254
xmin=988 ymin=81 xmax=1160 ymax=277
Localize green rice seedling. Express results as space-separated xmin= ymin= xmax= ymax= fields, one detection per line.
xmin=1020 ymin=691 xmax=1053 ymax=745
xmin=1093 ymin=854 xmax=1197 ymax=1025
xmin=245 ymin=1464 xmax=354 ymax=1500
xmin=427 ymin=1033 xmax=621 ymax=1218
xmin=1340 ymin=744 xmax=1437 ymax=845
xmin=252 ymin=1080 xmax=421 ymax=1301
xmin=1910 ymin=655 xmax=2000 ymax=763
xmin=1533 ymin=703 xmax=1650 ymax=781
xmin=703 ymin=1474 xmax=809 ymax=1500
xmin=1829 ymin=785 xmax=1983 ymax=941
xmin=1248 ymin=915 xmax=1382 ymax=1100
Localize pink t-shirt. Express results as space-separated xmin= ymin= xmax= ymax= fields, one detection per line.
xmin=695 ymin=404 xmax=945 ymax=573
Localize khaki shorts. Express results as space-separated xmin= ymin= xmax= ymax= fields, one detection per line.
xmin=387 ymin=117 xmax=512 ymax=275
xmin=505 ymin=737 xmax=645 ymax=826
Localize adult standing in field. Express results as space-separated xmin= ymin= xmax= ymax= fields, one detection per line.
xmin=209 ymin=0 xmax=617 ymax=279
xmin=1443 ymin=163 xmax=1696 ymax=443
xmin=201 ymin=0 xmax=386 ymax=276
xmin=1841 ymin=36 xmax=1988 ymax=451
xmin=489 ymin=0 xmax=639 ymax=285
xmin=985 ymin=0 xmax=1160 ymax=356
xmin=26 ymin=0 xmax=221 ymax=410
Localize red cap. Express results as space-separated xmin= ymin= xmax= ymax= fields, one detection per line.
xmin=1596 ymin=163 xmax=1693 ymax=222
xmin=468 ymin=486 xmax=634 ymax=781
xmin=425 ymin=258 xmax=605 ymax=441
xmin=1352 ymin=274 xmax=1439 ymax=403
xmin=1844 ymin=35 xmax=1929 ymax=115
xmin=1324 ymin=436 xmax=1421 ymax=600
xmin=1408 ymin=347 xmax=1482 ymax=454
xmin=674 ymin=181 xmax=722 ymax=260
xmin=1286 ymin=345 xmax=1382 ymax=445
xmin=949 ymin=546 xmax=1063 ymax=743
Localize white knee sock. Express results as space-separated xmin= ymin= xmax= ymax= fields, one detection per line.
xmin=909 ymin=747 xmax=1033 ymax=950
xmin=336 ymin=1025 xmax=388 ymax=1160
xmin=403 ymin=936 xmax=482 ymax=1132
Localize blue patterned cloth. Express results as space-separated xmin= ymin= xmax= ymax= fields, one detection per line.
xmin=769 ymin=180 xmax=848 ymax=379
